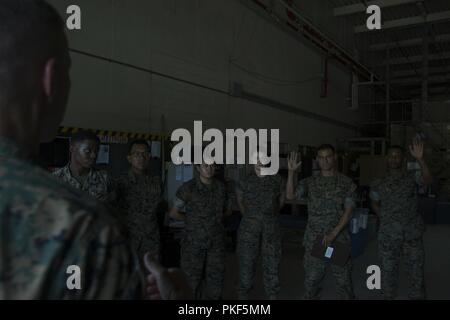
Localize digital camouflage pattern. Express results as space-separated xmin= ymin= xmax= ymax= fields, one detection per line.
xmin=295 ymin=173 xmax=356 ymax=299
xmin=53 ymin=164 xmax=114 ymax=203
xmin=115 ymin=171 xmax=162 ymax=261
xmin=236 ymin=172 xmax=285 ymax=299
xmin=0 ymin=138 xmax=143 ymax=299
xmin=174 ymin=177 xmax=228 ymax=300
xmin=370 ymin=170 xmax=425 ymax=299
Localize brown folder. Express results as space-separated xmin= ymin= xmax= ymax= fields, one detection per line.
xmin=311 ymin=235 xmax=351 ymax=267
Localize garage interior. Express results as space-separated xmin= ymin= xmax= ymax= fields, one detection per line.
xmin=38 ymin=0 xmax=450 ymax=299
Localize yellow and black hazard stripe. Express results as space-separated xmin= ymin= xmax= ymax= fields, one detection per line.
xmin=58 ymin=126 xmax=168 ymax=141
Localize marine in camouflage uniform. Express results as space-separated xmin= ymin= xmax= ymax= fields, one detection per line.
xmin=287 ymin=147 xmax=356 ymax=300
xmin=53 ymin=131 xmax=115 ymax=204
xmin=115 ymin=171 xmax=162 ymax=261
xmin=0 ymin=0 xmax=186 ymax=300
xmin=295 ymin=173 xmax=356 ymax=299
xmin=236 ymin=166 xmax=285 ymax=300
xmin=53 ymin=164 xmax=114 ymax=203
xmin=171 ymin=165 xmax=228 ymax=300
xmin=370 ymin=141 xmax=432 ymax=300
xmin=0 ymin=138 xmax=144 ymax=299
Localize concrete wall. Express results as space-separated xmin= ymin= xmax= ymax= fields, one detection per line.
xmin=47 ymin=0 xmax=364 ymax=146
xmin=426 ymin=102 xmax=450 ymax=122
xmin=409 ymin=101 xmax=450 ymax=149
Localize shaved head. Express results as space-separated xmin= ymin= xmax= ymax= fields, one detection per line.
xmin=0 ymin=0 xmax=71 ymax=143
xmin=0 ymin=0 xmax=68 ymax=103
xmin=386 ymin=145 xmax=405 ymax=170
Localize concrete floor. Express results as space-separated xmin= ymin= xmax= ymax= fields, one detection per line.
xmin=222 ymin=225 xmax=450 ymax=300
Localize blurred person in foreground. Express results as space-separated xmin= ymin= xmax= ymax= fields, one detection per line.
xmin=0 ymin=0 xmax=190 ymax=300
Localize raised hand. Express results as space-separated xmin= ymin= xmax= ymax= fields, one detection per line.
xmin=409 ymin=136 xmax=424 ymax=161
xmin=287 ymin=151 xmax=302 ymax=172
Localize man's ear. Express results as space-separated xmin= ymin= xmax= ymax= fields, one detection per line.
xmin=42 ymin=58 xmax=57 ymax=99
xmin=127 ymin=155 xmax=132 ymax=164
xmin=69 ymin=144 xmax=74 ymax=156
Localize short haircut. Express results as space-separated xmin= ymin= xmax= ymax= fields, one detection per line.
xmin=70 ymin=131 xmax=100 ymax=146
xmin=128 ymin=139 xmax=150 ymax=154
xmin=387 ymin=145 xmax=404 ymax=155
xmin=0 ymin=0 xmax=67 ymax=105
xmin=317 ymin=144 xmax=336 ymax=155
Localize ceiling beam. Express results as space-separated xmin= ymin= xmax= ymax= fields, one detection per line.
xmin=411 ymin=87 xmax=449 ymax=95
xmin=355 ymin=10 xmax=450 ymax=33
xmin=410 ymin=85 xmax=449 ymax=93
xmin=417 ymin=94 xmax=450 ymax=102
xmin=390 ymin=74 xmax=450 ymax=85
xmin=374 ymin=51 xmax=450 ymax=65
xmin=334 ymin=0 xmax=419 ymax=17
xmin=392 ymin=67 xmax=447 ymax=77
xmin=369 ymin=34 xmax=450 ymax=51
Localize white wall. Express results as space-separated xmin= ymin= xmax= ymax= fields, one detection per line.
xmin=48 ymin=0 xmax=364 ymax=146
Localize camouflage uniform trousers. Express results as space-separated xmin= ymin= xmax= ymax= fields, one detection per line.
xmin=237 ymin=217 xmax=281 ymax=299
xmin=180 ymin=234 xmax=226 ymax=300
xmin=303 ymin=231 xmax=354 ymax=300
xmin=131 ymin=224 xmax=160 ymax=263
xmin=378 ymin=229 xmax=425 ymax=300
